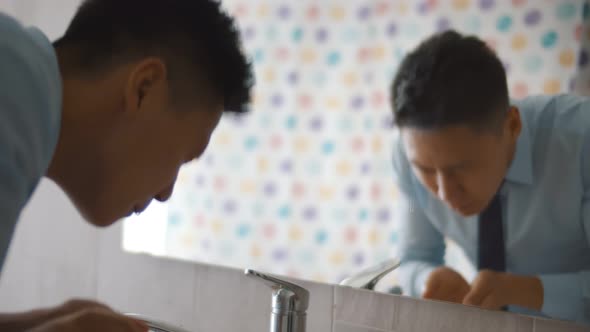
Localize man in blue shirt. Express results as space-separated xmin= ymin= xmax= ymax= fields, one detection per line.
xmin=0 ymin=0 xmax=252 ymax=331
xmin=392 ymin=30 xmax=590 ymax=325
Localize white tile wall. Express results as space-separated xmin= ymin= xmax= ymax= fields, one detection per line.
xmin=0 ymin=180 xmax=97 ymax=311
xmin=0 ymin=0 xmax=80 ymax=40
xmin=36 ymin=184 xmax=100 ymax=308
xmin=334 ymin=286 xmax=397 ymax=331
xmin=96 ymin=225 xmax=197 ymax=331
xmin=392 ymin=296 xmax=534 ymax=332
xmin=331 ymin=287 xmax=590 ymax=332
xmin=192 ymin=262 xmax=269 ymax=332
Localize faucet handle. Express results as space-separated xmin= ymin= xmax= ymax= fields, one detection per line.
xmin=245 ymin=269 xmax=310 ymax=313
xmin=339 ymin=258 xmax=401 ymax=290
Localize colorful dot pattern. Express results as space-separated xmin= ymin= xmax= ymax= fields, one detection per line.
xmin=571 ymin=1 xmax=590 ymax=95
xmin=160 ymin=0 xmax=585 ymax=284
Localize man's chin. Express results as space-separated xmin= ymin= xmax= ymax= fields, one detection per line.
xmin=78 ymin=205 xmax=123 ymax=227
xmin=456 ymin=209 xmax=478 ymax=218
xmin=59 ymin=184 xmax=126 ymax=227
xmin=452 ymin=204 xmax=481 ymax=218
xmin=89 ymin=217 xmax=119 ymax=227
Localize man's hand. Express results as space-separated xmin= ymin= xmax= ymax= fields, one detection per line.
xmin=0 ymin=298 xmax=146 ymax=332
xmin=462 ymin=270 xmax=544 ymax=311
xmin=48 ymin=299 xmax=111 ymax=320
xmin=28 ymin=306 xmax=148 ymax=332
xmin=422 ymin=267 xmax=470 ymax=304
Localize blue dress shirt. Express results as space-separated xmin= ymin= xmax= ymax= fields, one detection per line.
xmin=0 ymin=13 xmax=62 ymax=273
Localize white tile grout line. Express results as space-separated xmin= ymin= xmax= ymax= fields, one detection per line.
xmin=333 ymin=320 xmax=393 ymax=332
xmin=191 ymin=264 xmax=198 ymax=332
xmin=329 ymin=285 xmax=334 ymax=332
xmin=332 ymin=285 xmax=337 ymax=332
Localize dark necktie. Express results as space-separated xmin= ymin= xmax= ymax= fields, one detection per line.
xmin=478 ymin=193 xmax=506 ymax=272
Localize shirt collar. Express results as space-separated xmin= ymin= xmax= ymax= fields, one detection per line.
xmin=504 ymin=113 xmax=533 ymax=185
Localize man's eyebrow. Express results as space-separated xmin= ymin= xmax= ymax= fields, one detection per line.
xmin=410 ymin=159 xmax=471 ymax=171
xmin=409 ymin=159 xmax=434 ymax=171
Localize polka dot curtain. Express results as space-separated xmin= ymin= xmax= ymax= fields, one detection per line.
xmin=136 ymin=0 xmax=587 ymax=284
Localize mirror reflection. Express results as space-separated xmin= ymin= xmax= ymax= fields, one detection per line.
xmin=123 ymin=0 xmax=590 ymax=327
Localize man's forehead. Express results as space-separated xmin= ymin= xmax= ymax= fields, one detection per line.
xmin=401 ymin=127 xmax=491 ymax=168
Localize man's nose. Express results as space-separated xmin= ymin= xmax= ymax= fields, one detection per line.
xmin=436 ymin=173 xmax=460 ymax=204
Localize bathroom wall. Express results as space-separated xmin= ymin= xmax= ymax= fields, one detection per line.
xmin=0 ymin=180 xmax=587 ymax=332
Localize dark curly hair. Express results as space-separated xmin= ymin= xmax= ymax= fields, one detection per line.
xmin=391 ymin=30 xmax=509 ymax=130
xmin=54 ymin=0 xmax=253 ymax=113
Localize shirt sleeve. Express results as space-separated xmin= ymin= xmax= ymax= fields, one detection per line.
xmin=536 ymin=125 xmax=590 ymax=323
xmin=392 ymin=133 xmax=446 ymax=297
xmin=0 ymin=14 xmax=59 ymax=272
xmin=538 ymin=272 xmax=589 ymax=323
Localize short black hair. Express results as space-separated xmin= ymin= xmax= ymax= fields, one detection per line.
xmin=391 ymin=30 xmax=508 ymax=130
xmin=54 ymin=0 xmax=253 ymax=113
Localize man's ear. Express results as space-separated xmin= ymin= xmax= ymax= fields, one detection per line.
xmin=124 ymin=58 xmax=167 ymax=112
xmin=506 ymin=106 xmax=522 ymax=141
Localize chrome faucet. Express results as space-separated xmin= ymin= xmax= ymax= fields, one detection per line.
xmin=245 ymin=268 xmax=310 ymax=332
xmin=124 ymin=269 xmax=309 ymax=332
xmin=339 ymin=258 xmax=401 ymax=292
